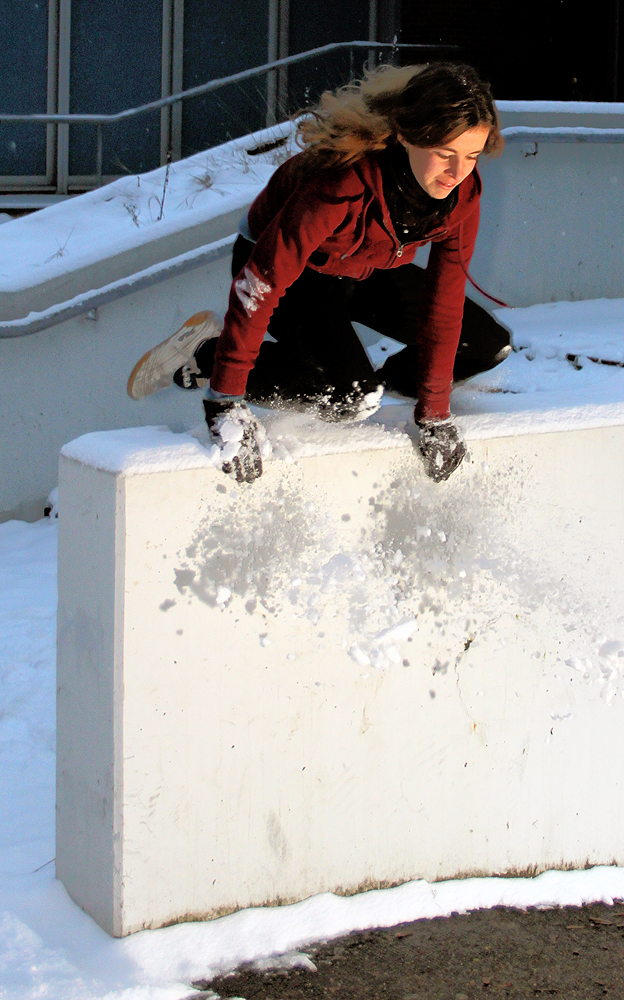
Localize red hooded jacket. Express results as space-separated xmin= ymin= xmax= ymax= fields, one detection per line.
xmin=210 ymin=151 xmax=481 ymax=420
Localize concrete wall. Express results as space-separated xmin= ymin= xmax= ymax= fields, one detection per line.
xmin=467 ymin=104 xmax=624 ymax=309
xmin=4 ymin=105 xmax=624 ymax=519
xmin=475 ymin=138 xmax=624 ymax=309
xmin=56 ymin=417 xmax=624 ymax=936
xmin=0 ymin=207 xmax=244 ymax=325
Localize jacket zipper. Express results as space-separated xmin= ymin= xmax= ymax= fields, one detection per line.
xmin=382 ymin=215 xmax=404 ymax=261
xmin=382 ymin=213 xmax=447 ymax=262
xmin=342 ymin=207 xmax=448 ymax=263
xmin=396 ymin=226 xmax=448 ymax=260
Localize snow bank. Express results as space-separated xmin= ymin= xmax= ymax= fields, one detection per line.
xmin=60 ymin=425 xmax=223 ymax=475
xmin=0 ymin=123 xmax=296 ymax=296
xmin=496 ymin=297 xmax=624 ymax=360
xmin=497 ymin=100 xmax=624 ymax=114
xmin=450 ymin=296 xmax=624 ymax=429
xmin=4 ymin=859 xmax=624 ymax=1000
xmin=60 ymin=409 xmax=410 ymax=475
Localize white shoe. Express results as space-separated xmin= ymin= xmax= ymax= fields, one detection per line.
xmin=127 ymin=310 xmax=223 ymax=400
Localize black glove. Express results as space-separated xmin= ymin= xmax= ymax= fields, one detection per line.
xmin=203 ymin=399 xmax=263 ymax=484
xmin=417 ymin=418 xmax=466 ymax=483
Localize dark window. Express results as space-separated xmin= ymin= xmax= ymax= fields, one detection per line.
xmin=181 ymin=0 xmax=269 ymax=156
xmin=0 ymin=0 xmax=49 ymax=177
xmin=287 ymin=0 xmax=370 ymax=111
xmin=68 ymin=0 xmax=162 ymax=177
xmin=400 ymin=0 xmax=624 ymax=102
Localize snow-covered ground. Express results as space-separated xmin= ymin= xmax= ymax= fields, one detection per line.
xmin=462 ymin=297 xmax=624 ymax=405
xmin=4 ymin=294 xmax=624 ymax=996
xmin=448 ymin=297 xmax=624 ymax=435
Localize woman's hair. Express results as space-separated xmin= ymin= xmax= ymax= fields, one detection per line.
xmin=296 ymin=62 xmax=502 ymax=169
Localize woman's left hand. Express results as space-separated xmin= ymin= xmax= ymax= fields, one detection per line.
xmin=416 ymin=417 xmax=466 ymax=482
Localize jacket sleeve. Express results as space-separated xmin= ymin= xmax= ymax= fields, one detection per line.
xmin=209 ymin=175 xmax=353 ymax=396
xmin=414 ymin=198 xmax=480 ymax=422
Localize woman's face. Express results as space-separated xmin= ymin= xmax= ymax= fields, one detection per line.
xmin=398 ymin=125 xmax=490 ymax=200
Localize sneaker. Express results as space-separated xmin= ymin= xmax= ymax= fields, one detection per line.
xmin=172 ymin=360 xmax=208 ymax=391
xmin=127 ymin=310 xmax=222 ymax=400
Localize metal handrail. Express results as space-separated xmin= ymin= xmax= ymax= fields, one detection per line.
xmin=0 ymin=39 xmax=455 ymax=188
xmin=0 ymin=41 xmax=448 ymax=125
xmin=0 ymin=236 xmax=237 ymax=339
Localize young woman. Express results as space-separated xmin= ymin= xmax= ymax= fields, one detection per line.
xmin=128 ymin=62 xmax=510 ymax=483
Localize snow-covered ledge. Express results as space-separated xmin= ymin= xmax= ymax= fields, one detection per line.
xmin=0 ymin=123 xmax=296 ymax=324
xmin=56 ymin=406 xmax=624 ymax=937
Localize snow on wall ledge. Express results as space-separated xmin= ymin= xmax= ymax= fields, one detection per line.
xmin=57 ymin=413 xmax=624 ymax=937
xmin=0 ymin=122 xmax=297 ymax=322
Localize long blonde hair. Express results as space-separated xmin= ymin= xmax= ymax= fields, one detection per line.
xmin=296 ymin=63 xmax=502 ymax=170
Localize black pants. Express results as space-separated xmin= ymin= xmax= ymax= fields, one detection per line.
xmin=197 ymin=235 xmax=510 ymax=404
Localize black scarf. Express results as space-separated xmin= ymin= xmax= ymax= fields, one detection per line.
xmin=380 ymin=144 xmax=458 ymax=243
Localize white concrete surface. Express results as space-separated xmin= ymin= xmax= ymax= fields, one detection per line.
xmin=475 ymin=137 xmax=624 ymax=308
xmin=412 ymin=104 xmax=624 ymax=307
xmin=0 ymin=206 xmax=243 ymax=325
xmin=57 ymin=416 xmax=624 ymax=936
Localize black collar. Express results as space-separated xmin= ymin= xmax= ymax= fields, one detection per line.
xmin=380 ymin=144 xmax=458 ymax=241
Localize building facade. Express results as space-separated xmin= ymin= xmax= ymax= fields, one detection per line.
xmin=1 ymin=0 xmax=621 ymax=195
xmin=0 ymin=0 xmax=396 ymax=194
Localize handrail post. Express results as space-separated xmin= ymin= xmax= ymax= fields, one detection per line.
xmin=266 ymin=0 xmax=279 ymax=127
xmin=56 ymin=0 xmax=71 ymax=195
xmin=96 ymin=124 xmax=103 ymax=187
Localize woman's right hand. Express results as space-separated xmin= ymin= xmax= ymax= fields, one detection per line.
xmin=203 ymin=399 xmax=264 ymax=484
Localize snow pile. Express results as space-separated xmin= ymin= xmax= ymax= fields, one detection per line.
xmin=173 ymin=452 xmax=624 ymax=686
xmin=449 ymin=296 xmax=624 ymax=422
xmin=61 ymin=410 xmax=410 ymax=476
xmin=500 ymin=296 xmax=624 ymax=362
xmin=61 ymin=425 xmax=223 ymax=474
xmin=259 ymin=407 xmax=407 ymax=461
xmin=0 ymin=122 xmax=296 ymax=295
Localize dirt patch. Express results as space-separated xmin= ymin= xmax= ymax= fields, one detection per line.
xmin=192 ymin=902 xmax=624 ymax=999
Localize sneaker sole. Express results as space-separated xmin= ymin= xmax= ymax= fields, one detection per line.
xmin=127 ymin=310 xmax=222 ymax=400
